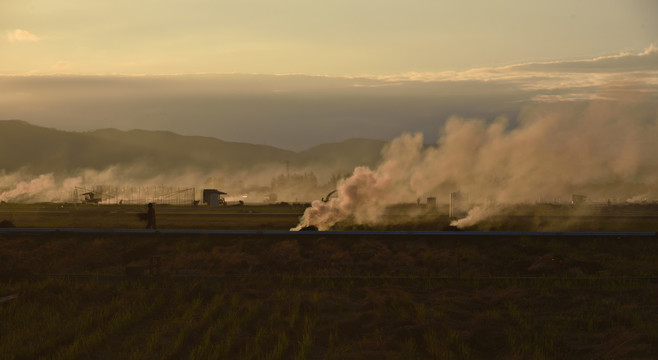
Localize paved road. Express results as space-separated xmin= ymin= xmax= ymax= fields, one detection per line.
xmin=0 ymin=228 xmax=655 ymax=238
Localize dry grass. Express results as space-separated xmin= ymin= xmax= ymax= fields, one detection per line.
xmin=1 ymin=204 xmax=657 ymax=358
xmin=2 ymin=202 xmax=657 ymax=232
xmin=1 ymin=229 xmax=658 ymax=359
xmin=0 ymin=203 xmax=307 ymax=230
xmin=4 ymin=275 xmax=656 ymax=359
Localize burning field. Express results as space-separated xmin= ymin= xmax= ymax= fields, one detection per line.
xmin=2 ymin=100 xmax=657 ymax=234
xmin=294 ymin=100 xmax=658 ymax=231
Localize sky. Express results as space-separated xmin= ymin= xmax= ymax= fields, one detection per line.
xmin=1 ymin=0 xmax=657 ymax=150
xmin=1 ymin=0 xmax=656 ymax=75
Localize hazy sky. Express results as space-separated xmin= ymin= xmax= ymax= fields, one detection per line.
xmin=1 ymin=1 xmax=657 ymax=150
xmin=2 ymin=0 xmax=656 ymax=75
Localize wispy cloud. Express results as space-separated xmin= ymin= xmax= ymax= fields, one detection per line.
xmin=381 ymin=45 xmax=657 ymax=82
xmin=7 ymin=29 xmax=41 ymax=43
xmin=508 ymin=45 xmax=658 ymax=73
xmin=51 ymin=61 xmax=71 ymax=70
xmin=374 ymin=45 xmax=658 ymax=102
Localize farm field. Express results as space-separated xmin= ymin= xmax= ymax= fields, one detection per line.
xmin=0 ymin=203 xmax=308 ymax=231
xmin=1 ymin=204 xmax=658 ymax=359
xmin=1 ymin=202 xmax=658 ymax=232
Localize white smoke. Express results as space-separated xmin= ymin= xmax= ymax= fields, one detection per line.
xmin=0 ymin=173 xmax=66 ymax=203
xmin=0 ymin=168 xmax=121 ymax=203
xmin=0 ymin=163 xmax=331 ymax=204
xmin=449 ymin=205 xmax=504 ymax=229
xmin=294 ymin=99 xmax=658 ymax=230
xmin=626 ymin=193 xmax=651 ymax=204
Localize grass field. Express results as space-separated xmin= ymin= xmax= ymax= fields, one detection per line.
xmin=2 ymin=202 xmax=657 ymax=232
xmin=0 ymin=203 xmax=308 ymax=230
xmin=1 ymin=203 xmax=657 ymax=359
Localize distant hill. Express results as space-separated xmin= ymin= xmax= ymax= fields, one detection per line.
xmin=0 ymin=120 xmax=386 ymax=176
xmin=298 ymin=138 xmax=388 ymax=170
xmin=87 ymin=128 xmax=298 ymax=171
xmin=0 ymin=120 xmax=141 ymax=173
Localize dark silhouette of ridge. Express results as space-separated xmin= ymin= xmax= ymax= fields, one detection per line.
xmin=0 ymin=120 xmax=386 ymax=175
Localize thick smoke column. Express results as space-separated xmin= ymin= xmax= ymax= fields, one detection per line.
xmin=294 ymin=100 xmax=658 ymax=230
xmin=0 ymin=172 xmax=91 ymax=203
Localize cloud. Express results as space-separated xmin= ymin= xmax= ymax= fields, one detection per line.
xmin=51 ymin=61 xmax=71 ymax=70
xmin=0 ymin=45 xmax=655 ymax=150
xmin=375 ymin=45 xmax=658 ymax=104
xmin=0 ymin=73 xmax=535 ymax=150
xmin=508 ymin=45 xmax=658 ymax=73
xmin=380 ymin=45 xmax=658 ymax=89
xmin=7 ymin=29 xmax=41 ymax=43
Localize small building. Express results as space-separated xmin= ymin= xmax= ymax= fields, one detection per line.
xmin=202 ymin=189 xmax=227 ymax=207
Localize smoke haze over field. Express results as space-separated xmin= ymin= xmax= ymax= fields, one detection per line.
xmin=0 ymin=121 xmax=387 ymax=203
xmin=1 ymin=40 xmax=657 ymax=220
xmin=295 ymin=98 xmax=658 ymax=230
xmin=0 ymin=161 xmax=349 ymax=204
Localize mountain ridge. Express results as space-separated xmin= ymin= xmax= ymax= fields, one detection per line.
xmin=0 ymin=120 xmax=387 ymax=177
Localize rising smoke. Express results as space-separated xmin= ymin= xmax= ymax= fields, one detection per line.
xmin=0 ymin=167 xmax=137 ymax=203
xmin=0 ymin=163 xmax=332 ymax=204
xmin=294 ymin=99 xmax=658 ymax=230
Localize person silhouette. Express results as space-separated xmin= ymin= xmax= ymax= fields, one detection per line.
xmin=146 ymin=203 xmax=156 ymax=229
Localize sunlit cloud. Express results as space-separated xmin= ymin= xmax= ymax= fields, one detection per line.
xmin=639 ymin=44 xmax=657 ymax=56
xmin=7 ymin=29 xmax=41 ymax=43
xmin=371 ymin=45 xmax=658 ymax=103
xmin=51 ymin=61 xmax=71 ymax=70
xmin=530 ymin=93 xmax=614 ymax=103
xmin=380 ymin=45 xmax=658 ymax=82
xmin=508 ymin=45 xmax=658 ymax=73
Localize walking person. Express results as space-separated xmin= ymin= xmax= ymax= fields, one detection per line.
xmin=146 ymin=203 xmax=156 ymax=229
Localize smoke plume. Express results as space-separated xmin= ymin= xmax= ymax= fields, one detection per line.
xmin=0 ymin=163 xmax=332 ymax=204
xmin=294 ymin=99 xmax=658 ymax=230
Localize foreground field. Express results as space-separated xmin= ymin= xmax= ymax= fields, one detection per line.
xmin=1 ymin=231 xmax=657 ymax=359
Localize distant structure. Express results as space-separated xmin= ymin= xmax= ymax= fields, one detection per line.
xmin=203 ymin=189 xmax=227 ymax=206
xmin=81 ymin=191 xmax=101 ymax=204
xmin=73 ymin=186 xmax=194 ymax=205
xmin=571 ymin=194 xmax=587 ymax=205
xmin=322 ymin=190 xmax=337 ymax=203
xmin=449 ymin=191 xmax=468 ymax=218
xmin=426 ymin=197 xmax=437 ymax=208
